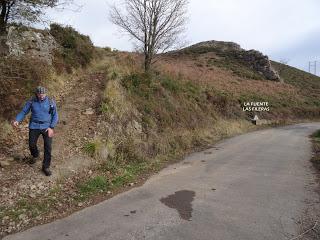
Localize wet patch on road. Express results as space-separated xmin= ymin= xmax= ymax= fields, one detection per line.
xmin=160 ymin=190 xmax=195 ymax=221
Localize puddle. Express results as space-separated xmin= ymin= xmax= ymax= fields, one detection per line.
xmin=160 ymin=190 xmax=195 ymax=221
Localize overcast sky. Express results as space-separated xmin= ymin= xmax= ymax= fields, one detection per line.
xmin=45 ymin=0 xmax=320 ymax=74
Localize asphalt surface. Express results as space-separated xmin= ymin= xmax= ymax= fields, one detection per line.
xmin=4 ymin=123 xmax=320 ymax=240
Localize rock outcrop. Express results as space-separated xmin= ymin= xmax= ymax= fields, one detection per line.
xmin=182 ymin=40 xmax=281 ymax=82
xmin=242 ymin=50 xmax=280 ymax=81
xmin=5 ymin=26 xmax=59 ymax=64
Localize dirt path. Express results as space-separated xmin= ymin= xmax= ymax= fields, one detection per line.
xmin=0 ymin=70 xmax=106 ymax=210
xmin=52 ymin=72 xmax=106 ymax=178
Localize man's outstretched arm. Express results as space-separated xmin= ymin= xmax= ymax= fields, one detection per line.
xmin=13 ymin=100 xmax=32 ymax=125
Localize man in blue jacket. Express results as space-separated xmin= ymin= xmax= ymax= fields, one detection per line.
xmin=12 ymin=86 xmax=59 ymax=176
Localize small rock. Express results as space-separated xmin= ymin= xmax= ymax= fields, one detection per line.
xmin=30 ymin=185 xmax=36 ymax=190
xmin=29 ymin=193 xmax=36 ymax=199
xmin=7 ymin=157 xmax=15 ymax=162
xmin=107 ymin=191 xmax=112 ymax=194
xmin=88 ymin=170 xmax=93 ymax=175
xmin=18 ymin=214 xmax=27 ymax=220
xmin=83 ymin=108 xmax=94 ymax=115
xmin=78 ymin=203 xmax=83 ymax=207
xmin=0 ymin=160 xmax=11 ymax=167
xmin=37 ymin=183 xmax=45 ymax=190
xmin=13 ymin=154 xmax=23 ymax=161
xmin=19 ymin=185 xmax=28 ymax=190
xmin=129 ymin=183 xmax=134 ymax=187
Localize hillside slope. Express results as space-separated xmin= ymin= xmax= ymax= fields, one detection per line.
xmin=1 ymin=39 xmax=320 ymax=236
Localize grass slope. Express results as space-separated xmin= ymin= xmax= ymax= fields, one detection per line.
xmin=2 ymin=42 xmax=320 ymax=236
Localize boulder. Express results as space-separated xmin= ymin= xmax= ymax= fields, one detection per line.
xmin=5 ymin=26 xmax=59 ymax=64
xmin=242 ymin=50 xmax=281 ymax=81
xmin=0 ymin=160 xmax=11 ymax=167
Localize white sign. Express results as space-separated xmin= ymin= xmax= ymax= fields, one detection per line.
xmin=242 ymin=102 xmax=270 ymax=112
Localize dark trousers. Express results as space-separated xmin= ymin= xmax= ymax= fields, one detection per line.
xmin=29 ymin=129 xmax=52 ymax=168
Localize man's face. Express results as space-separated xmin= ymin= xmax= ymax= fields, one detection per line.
xmin=36 ymin=93 xmax=46 ymax=101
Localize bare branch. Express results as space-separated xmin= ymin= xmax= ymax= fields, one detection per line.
xmin=0 ymin=0 xmax=75 ymax=36
xmin=109 ymin=0 xmax=189 ymax=72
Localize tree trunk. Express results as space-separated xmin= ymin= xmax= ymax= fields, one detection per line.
xmin=0 ymin=1 xmax=7 ymax=36
xmin=0 ymin=1 xmax=8 ymax=56
xmin=144 ymin=53 xmax=152 ymax=72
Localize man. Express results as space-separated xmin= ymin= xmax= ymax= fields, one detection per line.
xmin=12 ymin=86 xmax=58 ymax=176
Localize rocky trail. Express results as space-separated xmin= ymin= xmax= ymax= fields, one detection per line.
xmin=0 ymin=70 xmax=107 ymax=234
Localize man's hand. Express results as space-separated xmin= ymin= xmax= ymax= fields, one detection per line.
xmin=12 ymin=120 xmax=19 ymax=127
xmin=46 ymin=128 xmax=54 ymax=138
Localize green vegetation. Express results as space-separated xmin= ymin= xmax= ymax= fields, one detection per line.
xmin=272 ymin=61 xmax=320 ymax=107
xmin=50 ymin=23 xmax=95 ymax=72
xmin=78 ymin=176 xmax=109 ymax=197
xmin=312 ymin=130 xmax=320 ymax=139
xmin=207 ymin=56 xmax=262 ymax=80
xmin=0 ymin=56 xmax=51 ymax=120
xmin=83 ymin=142 xmax=97 ymax=157
xmin=311 ymin=130 xmax=320 ymax=173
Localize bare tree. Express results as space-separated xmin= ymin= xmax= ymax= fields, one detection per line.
xmin=109 ymin=0 xmax=189 ymax=72
xmin=0 ymin=0 xmax=74 ymax=36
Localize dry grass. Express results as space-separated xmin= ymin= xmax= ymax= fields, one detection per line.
xmin=156 ymin=54 xmax=299 ymax=98
xmin=0 ymin=119 xmax=13 ymax=141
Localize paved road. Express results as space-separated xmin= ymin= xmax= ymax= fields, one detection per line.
xmin=5 ymin=123 xmax=320 ymax=240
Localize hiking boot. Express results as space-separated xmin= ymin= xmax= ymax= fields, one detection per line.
xmin=29 ymin=156 xmax=39 ymax=164
xmin=42 ymin=167 xmax=52 ymax=176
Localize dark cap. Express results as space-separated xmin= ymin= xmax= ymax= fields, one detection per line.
xmin=35 ymin=86 xmax=46 ymax=94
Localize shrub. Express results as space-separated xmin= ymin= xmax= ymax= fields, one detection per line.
xmin=0 ymin=56 xmax=51 ymax=120
xmin=78 ymin=176 xmax=109 ymax=196
xmin=161 ymin=76 xmax=181 ymax=93
xmin=83 ymin=142 xmax=97 ymax=157
xmin=50 ymin=23 xmax=95 ymax=71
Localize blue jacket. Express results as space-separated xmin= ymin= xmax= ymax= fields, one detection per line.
xmin=16 ymin=96 xmax=59 ymax=130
